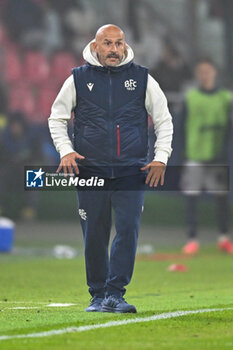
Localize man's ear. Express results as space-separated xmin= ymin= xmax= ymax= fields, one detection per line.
xmin=124 ymin=43 xmax=128 ymax=57
xmin=92 ymin=41 xmax=97 ymax=53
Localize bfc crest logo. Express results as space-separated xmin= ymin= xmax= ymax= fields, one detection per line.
xmin=124 ymin=79 xmax=137 ymax=91
xmin=26 ymin=168 xmax=44 ymax=187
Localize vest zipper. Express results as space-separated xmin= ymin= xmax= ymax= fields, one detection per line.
xmin=108 ymin=69 xmax=114 ymax=178
xmin=117 ymin=124 xmax=120 ymax=157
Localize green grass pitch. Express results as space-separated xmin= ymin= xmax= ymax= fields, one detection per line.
xmin=0 ymin=247 xmax=233 ymax=349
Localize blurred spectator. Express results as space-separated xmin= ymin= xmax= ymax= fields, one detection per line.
xmin=50 ymin=0 xmax=79 ymax=14
xmin=180 ymin=59 xmax=233 ymax=255
xmin=0 ymin=111 xmax=43 ymax=219
xmin=62 ymin=1 xmax=96 ymax=55
xmin=2 ymin=0 xmax=63 ymax=55
xmin=127 ymin=0 xmax=141 ymax=42
xmin=40 ymin=1 xmax=64 ymax=56
xmin=2 ymin=0 xmax=44 ymax=48
xmin=151 ymin=42 xmax=191 ymax=93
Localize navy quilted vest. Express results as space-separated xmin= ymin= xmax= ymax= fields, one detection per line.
xmin=72 ymin=61 xmax=148 ymax=178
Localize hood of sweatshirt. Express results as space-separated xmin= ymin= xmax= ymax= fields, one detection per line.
xmin=83 ymin=39 xmax=134 ymax=67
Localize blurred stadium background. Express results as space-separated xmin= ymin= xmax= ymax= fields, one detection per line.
xmin=0 ymin=0 xmax=232 ymax=244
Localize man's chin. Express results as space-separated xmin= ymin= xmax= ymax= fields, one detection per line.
xmin=105 ymin=58 xmax=120 ymax=67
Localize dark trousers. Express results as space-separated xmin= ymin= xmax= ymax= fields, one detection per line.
xmin=186 ymin=194 xmax=229 ymax=239
xmin=77 ymin=176 xmax=145 ymax=298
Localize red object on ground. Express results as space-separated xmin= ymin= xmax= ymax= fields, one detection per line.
xmin=182 ymin=240 xmax=200 ymax=255
xmin=218 ymin=239 xmax=233 ymax=255
xmin=168 ymin=264 xmax=188 ymax=272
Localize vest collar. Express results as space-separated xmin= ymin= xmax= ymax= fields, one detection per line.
xmin=86 ymin=61 xmax=133 ymax=73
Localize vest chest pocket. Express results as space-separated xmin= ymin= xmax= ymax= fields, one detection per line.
xmin=79 ymin=125 xmax=109 ymax=159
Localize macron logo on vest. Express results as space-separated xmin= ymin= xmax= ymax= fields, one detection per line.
xmin=124 ymin=79 xmax=137 ymax=91
xmin=87 ymin=82 xmax=94 ymax=91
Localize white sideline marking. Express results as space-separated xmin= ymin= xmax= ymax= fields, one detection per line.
xmin=0 ymin=301 xmax=44 ymax=304
xmin=3 ymin=304 xmax=76 ymax=311
xmin=47 ymin=303 xmax=76 ymax=307
xmin=0 ymin=307 xmax=232 ymax=341
xmin=8 ymin=307 xmax=39 ymax=310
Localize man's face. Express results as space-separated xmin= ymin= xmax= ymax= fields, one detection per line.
xmin=93 ymin=28 xmax=126 ymax=67
xmin=195 ymin=63 xmax=217 ymax=89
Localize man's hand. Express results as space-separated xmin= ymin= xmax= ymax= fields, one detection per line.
xmin=56 ymin=152 xmax=85 ymax=177
xmin=141 ymin=161 xmax=166 ymax=187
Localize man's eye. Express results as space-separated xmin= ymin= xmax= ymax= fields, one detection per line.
xmin=117 ymin=42 xmax=122 ymax=46
xmin=105 ymin=42 xmax=111 ymax=46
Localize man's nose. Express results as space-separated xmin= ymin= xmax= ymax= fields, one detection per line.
xmin=110 ymin=44 xmax=117 ymax=52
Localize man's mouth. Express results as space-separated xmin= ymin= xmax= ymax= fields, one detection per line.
xmin=107 ymin=55 xmax=120 ymax=60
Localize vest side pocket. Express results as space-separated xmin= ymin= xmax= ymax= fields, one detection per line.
xmin=74 ymin=125 xmax=84 ymax=154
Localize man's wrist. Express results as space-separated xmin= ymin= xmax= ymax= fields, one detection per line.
xmin=59 ymin=144 xmax=75 ymax=159
xmin=153 ymin=150 xmax=168 ymax=165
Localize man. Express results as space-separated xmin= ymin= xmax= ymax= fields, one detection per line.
xmin=48 ymin=24 xmax=173 ymax=313
xmin=180 ymin=58 xmax=233 ymax=255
